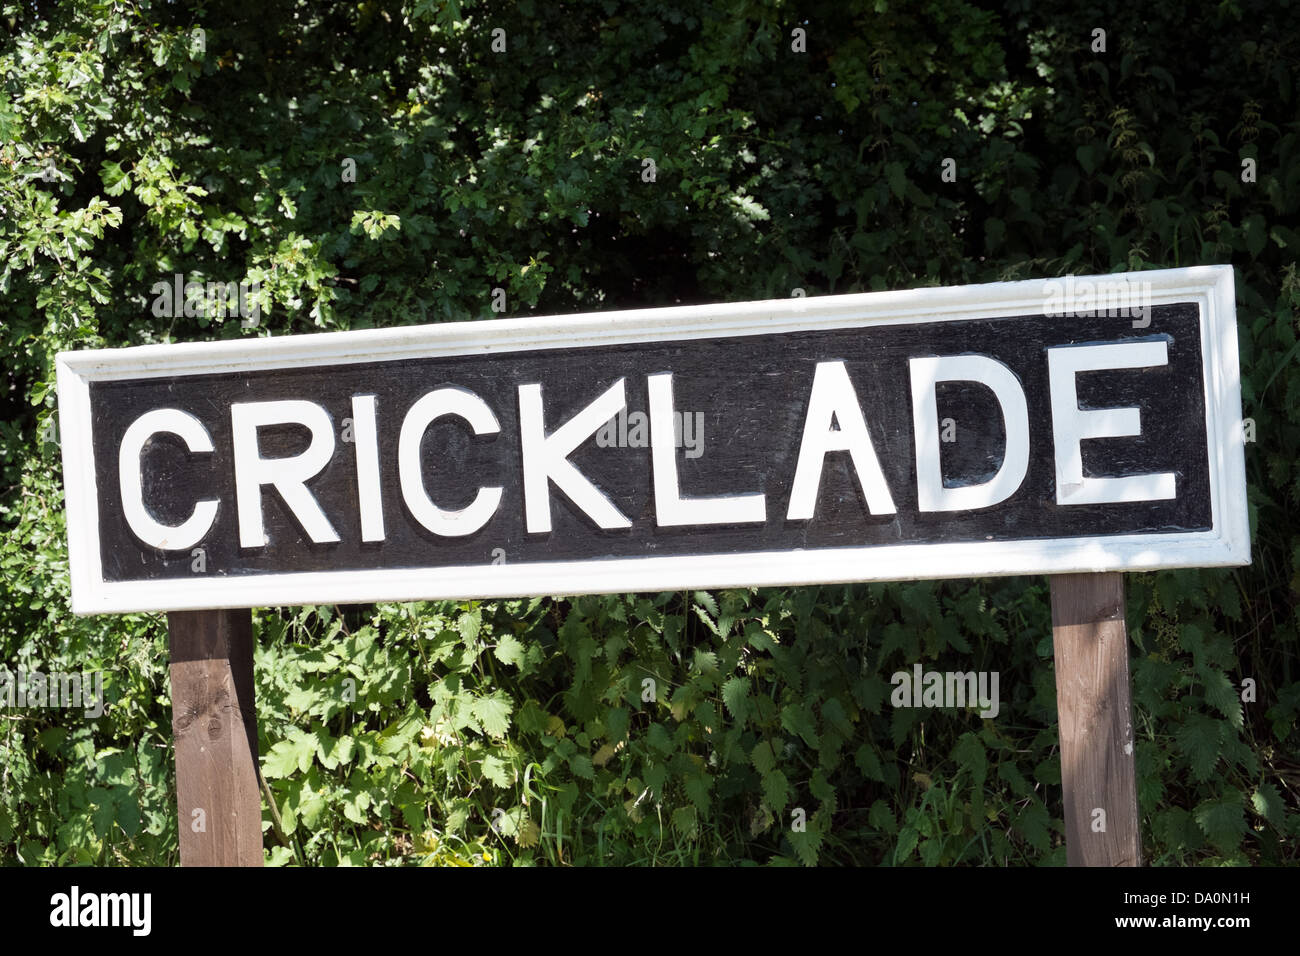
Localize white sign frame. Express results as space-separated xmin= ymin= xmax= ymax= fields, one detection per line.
xmin=57 ymin=265 xmax=1250 ymax=614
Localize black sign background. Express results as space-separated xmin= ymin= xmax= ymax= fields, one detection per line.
xmin=90 ymin=304 xmax=1210 ymax=582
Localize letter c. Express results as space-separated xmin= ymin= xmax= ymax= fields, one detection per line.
xmin=399 ymin=388 xmax=503 ymax=535
xmin=119 ymin=409 xmax=218 ymax=550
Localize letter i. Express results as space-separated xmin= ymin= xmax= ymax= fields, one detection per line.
xmin=351 ymin=395 xmax=385 ymax=541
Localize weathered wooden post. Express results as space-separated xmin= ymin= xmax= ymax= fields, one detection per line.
xmin=1050 ymin=573 xmax=1142 ymax=866
xmin=167 ymin=609 xmax=263 ymax=867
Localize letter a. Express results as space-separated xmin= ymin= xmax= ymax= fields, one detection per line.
xmin=787 ymin=361 xmax=895 ymax=520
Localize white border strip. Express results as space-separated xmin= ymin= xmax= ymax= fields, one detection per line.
xmin=56 ymin=265 xmax=1250 ymax=614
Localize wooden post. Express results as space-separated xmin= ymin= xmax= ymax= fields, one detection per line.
xmin=167 ymin=609 xmax=264 ymax=867
xmin=1050 ymin=572 xmax=1142 ymax=866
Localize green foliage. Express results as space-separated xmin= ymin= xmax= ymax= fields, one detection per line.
xmin=1 ymin=0 xmax=1298 ymax=865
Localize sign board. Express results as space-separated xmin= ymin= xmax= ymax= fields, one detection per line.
xmin=57 ymin=266 xmax=1249 ymax=614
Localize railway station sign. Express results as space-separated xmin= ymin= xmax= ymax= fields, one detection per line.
xmin=57 ymin=265 xmax=1248 ymax=613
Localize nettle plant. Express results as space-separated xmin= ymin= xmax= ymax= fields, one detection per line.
xmin=246 ymin=568 xmax=1292 ymax=866
xmin=246 ymin=581 xmax=1062 ymax=867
